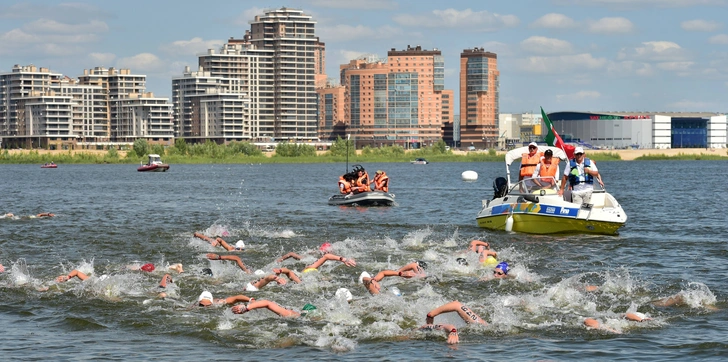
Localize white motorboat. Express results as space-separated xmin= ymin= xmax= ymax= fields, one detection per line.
xmin=476 ymin=146 xmax=627 ymax=235
xmin=138 ymin=154 xmax=170 ymax=172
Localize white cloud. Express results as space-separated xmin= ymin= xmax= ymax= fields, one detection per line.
xmin=23 ymin=19 xmax=108 ymax=34
xmin=588 ymin=17 xmax=634 ymax=34
xmin=666 ymin=99 xmax=713 ymax=110
xmin=337 ymin=50 xmax=380 ymax=65
xmin=554 ymin=0 xmax=727 ymax=9
xmin=556 ymin=90 xmax=601 ymax=102
xmin=709 ymin=34 xmax=728 ymax=44
xmin=516 ymin=53 xmax=608 ymax=74
xmin=681 ymin=19 xmax=722 ymax=32
xmin=617 ymin=41 xmax=690 ymax=61
xmin=234 ymin=7 xmax=268 ymax=26
xmin=520 ymin=36 xmax=574 ymax=54
xmin=607 ymin=61 xmax=655 ymax=76
xmin=306 ymin=0 xmax=398 ymax=9
xmin=160 ymin=37 xmax=224 ymax=57
xmin=88 ymin=52 xmax=116 ymax=65
xmin=0 ymin=27 xmax=101 ymax=56
xmin=531 ymin=13 xmax=577 ymax=29
xmin=116 ymin=53 xmax=166 ymax=72
xmin=656 ymin=61 xmax=694 ymax=71
xmin=317 ymin=24 xmax=404 ymax=43
xmin=0 ymin=3 xmax=112 ymax=22
xmin=393 ymin=8 xmax=519 ymax=31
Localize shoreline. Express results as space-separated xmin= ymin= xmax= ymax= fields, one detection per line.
xmin=3 ymin=147 xmax=725 ymax=161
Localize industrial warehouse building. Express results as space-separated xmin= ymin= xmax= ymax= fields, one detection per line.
xmin=546 ymin=111 xmax=727 ymax=149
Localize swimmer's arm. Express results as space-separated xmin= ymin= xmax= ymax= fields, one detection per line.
xmin=273 ymin=267 xmax=301 ymax=283
xmin=158 ymin=274 xmax=172 ymax=288
xmin=207 ymin=254 xmax=252 ymax=274
xmin=251 ymin=274 xmax=287 ymax=289
xmin=222 ymin=295 xmax=253 ymax=305
xmin=215 ymin=238 xmax=234 ymax=251
xmin=56 ymin=269 xmax=89 ymax=283
xmin=419 ymin=323 xmax=459 ymax=344
xmin=469 ymin=240 xmax=489 ymax=252
xmin=276 ymin=252 xmax=303 ymax=262
xmin=194 ymin=232 xmax=217 ymax=245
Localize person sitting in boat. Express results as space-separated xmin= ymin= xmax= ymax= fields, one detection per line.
xmin=519 ymin=142 xmax=543 ymax=182
xmin=530 ymin=149 xmax=560 ymax=189
xmin=372 ymin=170 xmax=389 ymax=192
xmin=353 ymin=165 xmax=371 ymax=193
xmin=558 ymin=147 xmax=604 ymax=205
xmin=338 ymin=173 xmax=356 ymax=195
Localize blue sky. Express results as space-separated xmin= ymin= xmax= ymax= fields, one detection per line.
xmin=1 ymin=0 xmax=727 ymax=113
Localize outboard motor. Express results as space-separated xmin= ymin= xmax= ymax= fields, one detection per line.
xmin=492 ymin=177 xmax=508 ymax=199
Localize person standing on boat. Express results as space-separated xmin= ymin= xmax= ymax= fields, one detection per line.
xmin=531 ymin=149 xmax=560 ymax=188
xmin=558 ymin=147 xmax=604 ymax=205
xmin=372 ymin=170 xmax=389 ymax=192
xmin=519 ymin=142 xmax=543 ymax=182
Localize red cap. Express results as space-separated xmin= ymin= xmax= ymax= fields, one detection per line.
xmin=319 ymin=242 xmax=332 ymax=252
xmin=140 ymin=263 xmax=155 ymax=272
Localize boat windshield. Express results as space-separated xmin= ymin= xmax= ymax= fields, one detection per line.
xmin=508 ymin=177 xmax=606 ymax=195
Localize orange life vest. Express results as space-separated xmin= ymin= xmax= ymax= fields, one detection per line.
xmin=520 ymin=152 xmax=543 ymax=177
xmin=374 ymin=173 xmax=389 ymax=192
xmin=537 ymin=158 xmax=558 ymax=178
xmin=339 ymin=176 xmax=352 ymax=194
xmin=356 ymin=172 xmax=371 ymax=192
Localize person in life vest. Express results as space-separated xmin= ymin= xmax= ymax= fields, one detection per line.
xmin=338 ymin=173 xmax=355 ymax=195
xmin=352 ymin=165 xmax=371 ymax=193
xmin=531 ymin=149 xmax=560 ymax=188
xmin=558 ymin=147 xmax=604 ymax=205
xmin=519 ymin=142 xmax=543 ymax=181
xmin=372 ymin=170 xmax=389 ymax=192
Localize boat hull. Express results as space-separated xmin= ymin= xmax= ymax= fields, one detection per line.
xmin=41 ymin=165 xmax=57 ymax=169
xmin=328 ymin=191 xmax=395 ymax=206
xmin=476 ymin=194 xmax=627 ymax=235
xmin=137 ymin=164 xmax=170 ymax=172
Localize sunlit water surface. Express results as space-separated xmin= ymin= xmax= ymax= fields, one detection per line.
xmin=1 ymin=161 xmax=726 ymax=360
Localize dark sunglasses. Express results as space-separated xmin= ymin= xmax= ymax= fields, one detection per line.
xmin=493 ymin=270 xmax=504 ymax=276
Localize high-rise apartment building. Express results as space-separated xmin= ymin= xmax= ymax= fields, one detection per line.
xmin=249 ymin=8 xmax=320 ymax=141
xmin=459 ymin=48 xmax=499 ymax=148
xmin=173 ymin=8 xmax=323 ymax=143
xmin=0 ymin=64 xmax=173 ymax=149
xmin=316 ymin=82 xmax=345 ymax=140
xmin=339 ymin=46 xmax=451 ymax=148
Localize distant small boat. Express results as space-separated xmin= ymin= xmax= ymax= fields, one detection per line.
xmin=410 ymin=158 xmax=429 ymax=165
xmin=138 ymin=154 xmax=170 ymax=172
xmin=41 ymin=163 xmax=57 ymax=169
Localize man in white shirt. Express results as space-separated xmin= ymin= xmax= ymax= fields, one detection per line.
xmin=558 ymin=147 xmax=604 ymax=205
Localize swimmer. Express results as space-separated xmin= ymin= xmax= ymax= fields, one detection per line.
xmin=206 ymin=253 xmax=252 ymax=274
xmin=1 ymin=213 xmax=14 ymax=219
xmin=128 ymin=263 xmax=156 ymax=272
xmin=196 ymin=291 xmax=254 ymax=307
xmin=276 ymin=242 xmax=337 ymax=263
xmin=231 ymin=299 xmax=307 ymax=318
xmin=273 ymin=267 xmax=301 ymax=284
xmin=359 ymin=269 xmax=415 ymax=295
xmin=489 ymin=261 xmax=513 ymax=280
xmin=56 ymin=269 xmax=89 ymax=283
xmin=168 ymin=263 xmax=184 ymax=274
xmin=418 ymin=323 xmax=460 ymax=344
xmin=425 ymin=300 xmax=488 ymax=326
xmin=157 ymin=274 xmax=174 ymax=298
xmin=397 ymin=261 xmax=427 ymax=278
xmin=243 ymin=272 xmax=290 ymax=292
xmin=583 ymin=318 xmax=620 ymax=333
xmin=36 ymin=212 xmax=55 ymax=218
xmin=193 ymin=233 xmax=245 ymax=251
xmin=301 ymin=253 xmax=356 ymax=273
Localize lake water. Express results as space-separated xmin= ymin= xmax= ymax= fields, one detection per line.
xmin=1 ymin=161 xmax=726 ymax=360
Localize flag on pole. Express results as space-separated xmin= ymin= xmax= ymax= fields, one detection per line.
xmin=541 ymin=107 xmax=575 ymax=159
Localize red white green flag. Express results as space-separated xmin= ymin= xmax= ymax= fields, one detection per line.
xmin=541 ymin=107 xmax=575 ymax=159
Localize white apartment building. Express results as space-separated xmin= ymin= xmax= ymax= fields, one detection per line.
xmin=0 ymin=64 xmax=173 ymax=149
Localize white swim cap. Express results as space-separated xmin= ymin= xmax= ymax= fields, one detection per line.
xmin=198 ymin=291 xmax=213 ymax=302
xmin=254 ymin=269 xmax=266 ymax=276
xmin=390 ymin=287 xmax=402 ymax=297
xmin=235 ymin=240 xmax=245 ymax=249
xmin=358 ymin=271 xmax=371 ymax=284
xmin=245 ymin=283 xmax=259 ymax=292
xmin=335 ymin=287 xmax=353 ymax=302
